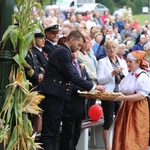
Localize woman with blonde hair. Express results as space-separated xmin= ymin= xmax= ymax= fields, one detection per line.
xmin=97 ymin=39 xmax=128 ymax=150
xmin=117 ymin=43 xmax=127 ymax=59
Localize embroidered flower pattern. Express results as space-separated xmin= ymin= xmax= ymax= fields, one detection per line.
xmin=135 ymin=73 xmax=139 ymax=78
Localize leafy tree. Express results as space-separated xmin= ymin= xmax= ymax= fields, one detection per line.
xmin=132 ymin=0 xmax=143 ymax=14
xmin=96 ymin=0 xmax=149 ymax=14
xmin=41 ymin=0 xmax=148 ymax=15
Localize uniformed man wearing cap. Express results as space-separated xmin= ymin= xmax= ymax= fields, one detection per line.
xmin=32 ymin=29 xmax=48 ymax=70
xmin=43 ymin=24 xmax=59 ymax=59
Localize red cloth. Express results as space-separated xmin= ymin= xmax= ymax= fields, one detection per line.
xmin=101 ymin=15 xmax=108 ymax=24
xmin=131 ymin=22 xmax=140 ymax=29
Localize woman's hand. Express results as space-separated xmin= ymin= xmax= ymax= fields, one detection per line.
xmin=116 ymin=75 xmax=122 ymax=83
xmin=112 ymin=66 xmax=124 ymax=76
xmin=38 ymin=74 xmax=44 ymax=82
xmin=114 ymin=93 xmax=125 ymax=101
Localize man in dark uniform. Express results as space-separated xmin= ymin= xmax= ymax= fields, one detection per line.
xmin=32 ymin=29 xmax=48 ymax=70
xmin=59 ymin=50 xmax=91 ymax=150
xmin=43 ymin=24 xmax=59 ymax=59
xmin=39 ymin=30 xmax=105 ymax=150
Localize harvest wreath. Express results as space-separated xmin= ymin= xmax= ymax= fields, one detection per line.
xmin=78 ymin=90 xmax=121 ymax=100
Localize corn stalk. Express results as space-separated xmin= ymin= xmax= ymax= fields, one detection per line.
xmin=0 ymin=0 xmax=45 ymax=149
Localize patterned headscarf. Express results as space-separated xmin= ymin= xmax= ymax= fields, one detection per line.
xmin=127 ymin=50 xmax=147 ymax=69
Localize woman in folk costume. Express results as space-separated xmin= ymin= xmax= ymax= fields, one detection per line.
xmin=112 ymin=50 xmax=150 ymax=150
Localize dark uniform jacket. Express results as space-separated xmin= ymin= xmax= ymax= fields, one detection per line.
xmin=25 ymin=50 xmax=45 ymax=88
xmin=43 ymin=40 xmax=57 ymax=59
xmin=39 ymin=44 xmax=93 ymax=100
xmin=62 ymin=61 xmax=91 ymax=118
xmin=32 ymin=46 xmax=48 ymax=70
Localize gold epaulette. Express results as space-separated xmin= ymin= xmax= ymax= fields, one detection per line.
xmin=27 ymin=69 xmax=34 ymax=77
xmin=40 ymin=67 xmax=44 ymax=71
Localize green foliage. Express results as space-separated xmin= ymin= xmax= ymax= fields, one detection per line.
xmin=132 ymin=0 xmax=143 ymax=15
xmin=2 ymin=0 xmax=44 ymax=67
xmin=96 ymin=0 xmax=149 ymax=15
xmin=41 ymin=0 xmax=149 ymax=15
xmin=41 ymin=0 xmax=50 ymax=5
xmin=0 ymin=0 xmax=44 ymax=149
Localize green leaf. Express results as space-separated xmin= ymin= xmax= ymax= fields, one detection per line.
xmin=6 ymin=103 xmax=13 ymax=124
xmin=1 ymin=25 xmax=17 ymax=43
xmin=21 ymin=32 xmax=34 ymax=59
xmin=20 ymin=47 xmax=28 ymax=60
xmin=13 ymin=54 xmax=22 ymax=67
xmin=18 ymin=31 xmax=24 ymax=42
xmin=17 ymin=33 xmax=24 ymax=54
xmin=13 ymin=54 xmax=28 ymax=68
xmin=1 ymin=36 xmax=9 ymax=50
xmin=20 ymin=55 xmax=28 ymax=65
xmin=6 ymin=126 xmax=18 ymax=150
xmin=9 ymin=28 xmax=19 ymax=50
xmin=29 ymin=2 xmax=42 ymax=11
xmin=19 ymin=31 xmax=33 ymax=59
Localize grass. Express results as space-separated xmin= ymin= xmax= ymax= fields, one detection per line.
xmin=132 ymin=13 xmax=150 ymax=24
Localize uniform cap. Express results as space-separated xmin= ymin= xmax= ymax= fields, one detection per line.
xmin=34 ymin=29 xmax=44 ymax=38
xmin=44 ymin=24 xmax=59 ymax=32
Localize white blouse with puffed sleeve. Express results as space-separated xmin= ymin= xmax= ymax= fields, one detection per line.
xmin=119 ymin=68 xmax=150 ymax=96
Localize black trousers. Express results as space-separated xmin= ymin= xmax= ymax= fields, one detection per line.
xmin=59 ymin=117 xmax=82 ymax=150
xmin=102 ymin=100 xmax=120 ymax=130
xmin=40 ymin=94 xmax=65 ymax=150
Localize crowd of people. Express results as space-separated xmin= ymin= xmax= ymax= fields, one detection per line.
xmin=24 ymin=5 xmax=150 ymax=150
